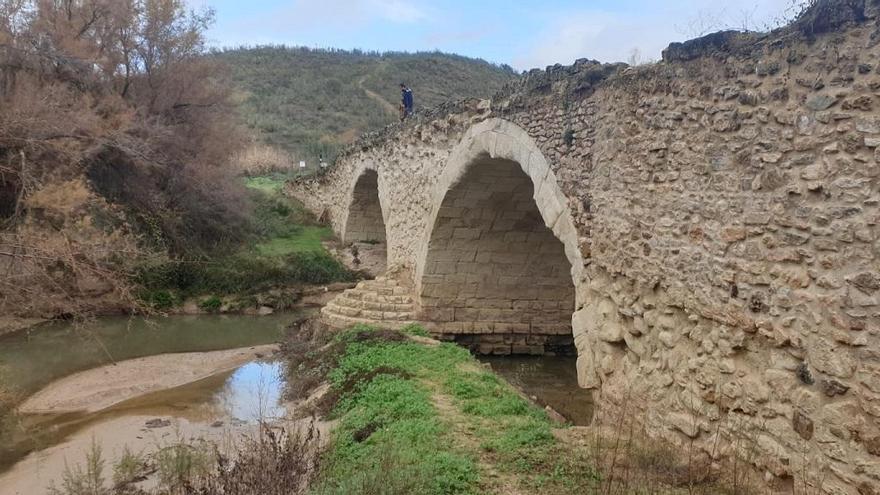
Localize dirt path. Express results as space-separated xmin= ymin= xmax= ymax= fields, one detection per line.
xmin=19 ymin=345 xmax=279 ymax=414
xmin=430 ymin=390 xmax=526 ymax=495
xmin=358 ymin=76 xmax=397 ymax=117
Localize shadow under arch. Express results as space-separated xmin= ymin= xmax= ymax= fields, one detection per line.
xmin=341 ymin=167 xmax=388 ymax=274
xmin=415 ymin=118 xmax=587 ymax=355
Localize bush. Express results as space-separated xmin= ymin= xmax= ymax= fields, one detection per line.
xmin=136 ymin=251 xmax=355 ymax=299
xmin=199 ymin=296 xmax=223 ymax=313
xmin=144 ymin=290 xmax=177 ymax=310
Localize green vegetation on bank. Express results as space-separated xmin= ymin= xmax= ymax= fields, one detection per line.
xmin=290 ymin=325 xmax=600 ymax=494
xmin=215 ymin=47 xmax=519 ymax=162
xmin=136 ymin=176 xmax=353 ymax=309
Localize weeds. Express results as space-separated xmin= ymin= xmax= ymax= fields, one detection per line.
xmin=112 ymin=447 xmax=148 ymax=489
xmin=155 ymin=440 xmax=213 ymax=492
xmin=48 ymin=438 xmax=107 ymax=495
xmin=191 ymin=423 xmax=321 ymax=495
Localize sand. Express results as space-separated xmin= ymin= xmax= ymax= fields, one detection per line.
xmin=19 ymin=345 xmax=279 ymax=414
xmin=0 ymin=414 xmax=257 ymax=495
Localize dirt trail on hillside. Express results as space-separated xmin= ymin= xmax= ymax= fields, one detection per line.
xmin=358 ymin=76 xmax=397 ymax=116
xmin=20 ymin=345 xmax=278 ymax=414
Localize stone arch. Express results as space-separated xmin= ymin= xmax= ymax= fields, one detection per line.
xmin=416 ymin=118 xmax=587 ymax=356
xmin=340 ymin=167 xmax=389 ymax=275
xmin=341 ymin=168 xmax=386 ymax=244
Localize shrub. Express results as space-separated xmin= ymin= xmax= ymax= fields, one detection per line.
xmin=144 ymin=290 xmax=176 ymax=310
xmin=47 ymin=438 xmax=107 ymax=495
xmin=136 ymin=251 xmax=355 ymax=298
xmin=199 ymin=296 xmax=223 ymax=313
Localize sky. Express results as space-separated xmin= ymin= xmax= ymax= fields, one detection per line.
xmin=189 ymin=0 xmax=808 ymax=71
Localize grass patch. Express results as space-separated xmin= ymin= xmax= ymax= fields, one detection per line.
xmin=290 ymin=326 xmax=479 ymax=494
xmin=289 ymin=324 xmax=595 ymax=494
xmin=244 ymin=175 xmax=287 ymax=194
xmin=199 ymin=295 xmax=223 ymax=313
xmin=134 ymin=175 xmax=356 ymax=303
xmin=255 ymin=226 xmax=332 ymax=256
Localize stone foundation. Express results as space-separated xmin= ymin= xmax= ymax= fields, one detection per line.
xmin=436 ymin=332 xmax=576 ymax=356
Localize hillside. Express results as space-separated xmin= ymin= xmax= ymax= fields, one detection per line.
xmin=215 ymin=47 xmax=519 ymax=161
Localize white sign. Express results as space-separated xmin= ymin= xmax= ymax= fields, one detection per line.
xmin=299 ymin=160 xmax=306 ymax=168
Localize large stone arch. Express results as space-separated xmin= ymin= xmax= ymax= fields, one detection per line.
xmin=416 ymin=118 xmax=589 ymax=358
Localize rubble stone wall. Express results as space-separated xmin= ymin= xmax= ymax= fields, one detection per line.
xmin=287 ymin=8 xmax=880 ymax=492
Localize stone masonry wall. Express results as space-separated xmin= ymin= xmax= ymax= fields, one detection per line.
xmin=287 ymin=5 xmax=880 ymax=492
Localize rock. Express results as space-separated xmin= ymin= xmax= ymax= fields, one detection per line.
xmin=801 ymin=162 xmax=828 ymax=181
xmin=806 ymin=94 xmax=839 ymax=111
xmin=856 ymin=118 xmax=880 ymax=133
xmin=792 ymin=410 xmax=814 ymax=440
xmin=658 ymin=331 xmax=678 ymax=348
xmin=667 ymin=412 xmax=700 ymax=438
xmin=850 ymin=272 xmax=880 ymax=293
xmin=822 ymin=379 xmax=851 ymax=397
xmin=865 ymin=435 xmax=880 ymax=457
xmin=576 ymin=351 xmax=600 ymax=389
xmin=544 ymin=405 xmax=568 ymax=424
xmin=145 ymin=418 xmax=171 ymax=429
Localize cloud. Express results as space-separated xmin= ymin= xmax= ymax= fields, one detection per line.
xmin=242 ymin=0 xmax=427 ymax=32
xmin=514 ymin=0 xmax=810 ymax=70
xmin=369 ymin=0 xmax=427 ymax=23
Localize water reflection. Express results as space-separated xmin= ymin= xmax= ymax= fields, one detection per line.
xmin=220 ymin=361 xmax=286 ymax=423
xmin=480 ymin=355 xmax=594 ymax=426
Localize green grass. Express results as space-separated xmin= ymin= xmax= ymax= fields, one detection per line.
xmin=255 ymin=226 xmax=331 ymax=256
xmin=244 ymin=175 xmax=287 ymax=194
xmin=313 ymin=328 xmax=480 ymax=495
xmin=303 ymin=325 xmax=593 ymax=494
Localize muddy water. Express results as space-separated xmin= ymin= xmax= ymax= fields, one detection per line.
xmin=0 ymin=313 xmax=292 ymax=396
xmin=0 ymin=314 xmax=296 ymax=486
xmin=480 ymin=355 xmax=594 ymax=426
xmin=0 ymin=360 xmax=288 ymax=494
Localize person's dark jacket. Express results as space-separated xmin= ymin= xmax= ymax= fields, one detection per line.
xmin=402 ymin=88 xmax=414 ymax=110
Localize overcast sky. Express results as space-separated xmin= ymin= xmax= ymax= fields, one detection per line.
xmin=190 ymin=0 xmax=808 ymax=70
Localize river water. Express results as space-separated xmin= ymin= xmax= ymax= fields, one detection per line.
xmin=0 ymin=314 xmax=291 ymax=397
xmin=480 ymin=355 xmax=594 ymax=426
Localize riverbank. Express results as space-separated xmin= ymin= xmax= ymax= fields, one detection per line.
xmin=20 ymin=344 xmax=278 ymax=414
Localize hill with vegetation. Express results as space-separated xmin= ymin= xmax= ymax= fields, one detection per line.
xmin=215 ymin=47 xmax=519 ymax=162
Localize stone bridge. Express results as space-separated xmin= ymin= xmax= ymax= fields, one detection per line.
xmin=288 ymin=4 xmax=880 ymax=492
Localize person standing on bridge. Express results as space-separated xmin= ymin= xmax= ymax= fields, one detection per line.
xmin=400 ymin=83 xmax=414 ymax=121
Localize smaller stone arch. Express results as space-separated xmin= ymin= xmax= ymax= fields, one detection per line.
xmin=340 ymin=167 xmax=389 ymax=275
xmin=341 ymin=168 xmax=386 ymax=244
